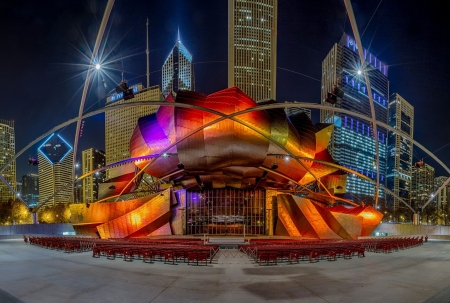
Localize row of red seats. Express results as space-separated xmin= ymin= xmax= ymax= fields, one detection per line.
xmin=25 ymin=235 xmax=218 ymax=266
xmin=239 ymin=236 xmax=425 ymax=265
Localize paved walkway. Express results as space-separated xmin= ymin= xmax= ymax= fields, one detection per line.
xmin=1 ymin=239 xmax=450 ymax=303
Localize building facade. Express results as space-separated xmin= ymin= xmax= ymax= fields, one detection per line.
xmin=81 ymin=148 xmax=106 ymax=203
xmin=21 ymin=174 xmax=39 ymax=206
xmin=386 ymin=93 xmax=414 ymax=210
xmin=285 ymin=106 xmax=311 ymax=119
xmin=105 ymin=83 xmax=164 ymax=179
xmin=162 ymin=35 xmax=194 ymax=97
xmin=411 ymin=162 xmax=435 ymax=209
xmin=320 ymin=33 xmax=389 ymax=202
xmin=38 ymin=134 xmax=73 ymax=207
xmin=434 ymin=176 xmax=449 ymax=224
xmin=0 ymin=119 xmax=16 ymax=202
xmin=228 ymin=0 xmax=277 ymax=102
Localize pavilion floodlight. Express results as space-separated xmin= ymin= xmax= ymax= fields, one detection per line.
xmin=325 ymin=85 xmax=345 ymax=104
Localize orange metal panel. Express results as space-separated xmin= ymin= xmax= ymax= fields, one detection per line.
xmin=96 ymin=190 xmax=171 ymax=238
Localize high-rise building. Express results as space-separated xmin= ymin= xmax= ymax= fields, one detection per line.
xmin=386 ymin=93 xmax=414 ymax=210
xmin=81 ymin=148 xmax=106 ymax=203
xmin=38 ymin=134 xmax=73 ymax=207
xmin=21 ymin=174 xmax=39 ymax=206
xmin=285 ymin=106 xmax=311 ymax=119
xmin=411 ymin=161 xmax=435 ymax=209
xmin=105 ymin=83 xmax=164 ymax=179
xmin=320 ymin=33 xmax=389 ymax=202
xmin=162 ymin=34 xmax=194 ymax=97
xmin=228 ymin=0 xmax=277 ymax=102
xmin=0 ymin=119 xmax=16 ymax=202
xmin=434 ymin=176 xmax=449 ymax=225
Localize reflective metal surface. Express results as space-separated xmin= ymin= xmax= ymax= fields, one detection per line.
xmin=130 ymin=87 xmax=340 ymax=190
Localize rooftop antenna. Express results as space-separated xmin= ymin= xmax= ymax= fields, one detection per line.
xmin=146 ymin=18 xmax=150 ymax=88
xmin=177 ymin=27 xmax=180 ymax=42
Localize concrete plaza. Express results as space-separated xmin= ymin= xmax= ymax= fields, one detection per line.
xmin=0 ymin=239 xmax=449 ymax=303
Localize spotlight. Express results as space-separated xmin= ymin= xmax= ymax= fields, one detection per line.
xmin=108 ymin=185 xmax=116 ymax=190
xmin=357 ymin=69 xmax=362 ymax=75
xmin=95 ymin=64 xmax=101 ymax=70
xmin=177 ymin=162 xmax=185 ymax=169
xmin=85 ymin=203 xmax=90 ymax=208
xmin=28 ymin=156 xmax=39 ymax=166
xmin=271 ymin=163 xmax=278 ymax=170
xmin=325 ymin=92 xmax=337 ymax=104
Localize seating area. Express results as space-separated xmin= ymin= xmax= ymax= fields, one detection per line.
xmin=24 ymin=235 xmax=424 ymax=267
xmin=238 ymin=236 xmax=424 ymax=266
xmin=25 ymin=236 xmax=218 ymax=266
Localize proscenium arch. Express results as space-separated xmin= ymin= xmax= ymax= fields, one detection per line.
xmin=0 ymin=101 xmax=444 ymax=213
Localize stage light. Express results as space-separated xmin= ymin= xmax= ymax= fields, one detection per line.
xmin=357 ymin=69 xmax=362 ymax=75
xmin=95 ymin=64 xmax=101 ymax=70
xmin=177 ymin=162 xmax=185 ymax=169
xmin=271 ymin=163 xmax=278 ymax=170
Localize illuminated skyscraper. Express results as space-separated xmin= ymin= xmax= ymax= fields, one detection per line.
xmin=411 ymin=162 xmax=435 ymax=209
xmin=38 ymin=134 xmax=73 ymax=207
xmin=162 ymin=33 xmax=194 ymax=97
xmin=105 ymin=83 xmax=163 ymax=180
xmin=228 ymin=0 xmax=277 ymax=102
xmin=21 ymin=174 xmax=39 ymax=206
xmin=320 ymin=33 xmax=389 ymax=202
xmin=0 ymin=119 xmax=16 ymax=202
xmin=387 ymin=93 xmax=414 ymax=210
xmin=81 ymin=148 xmax=106 ymax=203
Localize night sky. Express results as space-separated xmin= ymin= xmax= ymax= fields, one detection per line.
xmin=1 ymin=0 xmax=449 ymax=179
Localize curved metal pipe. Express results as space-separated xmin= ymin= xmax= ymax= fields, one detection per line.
xmin=72 ymin=0 xmax=115 ymax=202
xmin=344 ymin=0 xmax=380 ymax=206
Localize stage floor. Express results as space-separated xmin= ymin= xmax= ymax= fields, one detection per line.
xmin=0 ymin=238 xmax=449 ymax=303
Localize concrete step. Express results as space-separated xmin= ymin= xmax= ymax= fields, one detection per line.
xmin=208 ymin=237 xmax=246 ymax=244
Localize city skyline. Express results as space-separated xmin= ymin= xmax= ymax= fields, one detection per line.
xmin=0 ymin=0 xmax=449 ymax=181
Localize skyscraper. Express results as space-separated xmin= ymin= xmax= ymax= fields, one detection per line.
xmin=411 ymin=161 xmax=435 ymax=209
xmin=387 ymin=93 xmax=414 ymax=210
xmin=434 ymin=176 xmax=449 ymax=225
xmin=38 ymin=133 xmax=73 ymax=207
xmin=105 ymin=83 xmax=164 ymax=180
xmin=21 ymin=174 xmax=39 ymax=206
xmin=228 ymin=0 xmax=277 ymax=102
xmin=0 ymin=119 xmax=16 ymax=202
xmin=320 ymin=33 xmax=389 ymax=202
xmin=81 ymin=148 xmax=106 ymax=203
xmin=162 ymin=33 xmax=194 ymax=97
